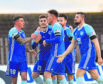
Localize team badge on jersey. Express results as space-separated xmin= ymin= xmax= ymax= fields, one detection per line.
xmin=80 ymin=31 xmax=84 ymax=36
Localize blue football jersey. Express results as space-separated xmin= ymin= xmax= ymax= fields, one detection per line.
xmin=73 ymin=24 xmax=96 ymax=55
xmin=32 ymin=26 xmax=52 ymax=61
xmin=64 ymin=27 xmax=73 ymax=49
xmin=46 ymin=22 xmax=65 ymax=56
xmin=8 ymin=27 xmax=26 ymax=62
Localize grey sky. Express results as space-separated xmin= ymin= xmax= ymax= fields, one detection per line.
xmin=0 ymin=0 xmax=103 ymax=13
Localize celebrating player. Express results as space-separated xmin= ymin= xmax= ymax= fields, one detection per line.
xmin=43 ymin=10 xmax=66 ymax=84
xmin=6 ymin=16 xmax=39 ymax=84
xmin=32 ymin=14 xmax=57 ymax=84
xmin=57 ymin=12 xmax=103 ymax=84
xmin=58 ymin=14 xmax=76 ymax=84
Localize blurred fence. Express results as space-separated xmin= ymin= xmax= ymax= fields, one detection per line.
xmin=0 ymin=12 xmax=103 ymax=64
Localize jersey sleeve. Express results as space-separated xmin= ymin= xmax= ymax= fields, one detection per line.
xmin=8 ymin=28 xmax=18 ymax=38
xmin=72 ymin=28 xmax=77 ymax=40
xmin=52 ymin=24 xmax=61 ymax=36
xmin=84 ymin=25 xmax=96 ymax=37
xmin=66 ymin=28 xmax=73 ymax=37
xmin=48 ymin=25 xmax=52 ymax=29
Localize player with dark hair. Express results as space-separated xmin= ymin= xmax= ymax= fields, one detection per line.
xmin=43 ymin=9 xmax=66 ymax=84
xmin=32 ymin=14 xmax=57 ymax=84
xmin=6 ymin=16 xmax=39 ymax=84
xmin=58 ymin=14 xmax=76 ymax=84
xmin=57 ymin=12 xmax=103 ymax=84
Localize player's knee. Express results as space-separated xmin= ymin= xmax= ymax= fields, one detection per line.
xmin=89 ymin=70 xmax=99 ymax=80
xmin=57 ymin=75 xmax=65 ymax=80
xmin=44 ymin=71 xmax=51 ymax=79
xmin=67 ymin=74 xmax=73 ymax=80
xmin=76 ymin=69 xmax=86 ymax=78
xmin=52 ymin=75 xmax=57 ymax=80
xmin=32 ymin=72 xmax=39 ymax=79
xmin=21 ymin=74 xmax=27 ymax=80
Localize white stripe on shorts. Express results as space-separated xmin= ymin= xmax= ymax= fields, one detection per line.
xmin=83 ymin=39 xmax=92 ymax=69
xmin=47 ymin=44 xmax=58 ymax=71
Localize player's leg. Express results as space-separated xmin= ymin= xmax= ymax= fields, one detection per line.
xmin=12 ymin=77 xmax=18 ymax=84
xmin=52 ymin=75 xmax=57 ymax=84
xmin=21 ymin=72 xmax=27 ymax=84
xmin=44 ymin=71 xmax=52 ymax=84
xmin=89 ymin=69 xmax=103 ymax=84
xmin=19 ymin=61 xmax=27 ymax=84
xmin=65 ymin=50 xmax=76 ymax=84
xmin=57 ymin=75 xmax=67 ymax=84
xmin=6 ymin=61 xmax=19 ymax=84
xmin=67 ymin=74 xmax=74 ymax=84
xmin=32 ymin=60 xmax=44 ymax=84
xmin=32 ymin=72 xmax=43 ymax=84
xmin=76 ymin=68 xmax=86 ymax=84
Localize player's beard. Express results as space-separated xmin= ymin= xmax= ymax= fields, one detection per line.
xmin=74 ymin=21 xmax=81 ymax=26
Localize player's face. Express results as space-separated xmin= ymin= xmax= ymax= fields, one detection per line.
xmin=47 ymin=13 xmax=53 ymax=24
xmin=74 ymin=14 xmax=82 ymax=25
xmin=39 ymin=18 xmax=48 ymax=28
xmin=58 ymin=17 xmax=67 ymax=27
xmin=16 ymin=18 xmax=25 ymax=28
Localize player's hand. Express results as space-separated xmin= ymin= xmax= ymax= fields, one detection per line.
xmin=98 ymin=57 xmax=103 ymax=65
xmin=57 ymin=55 xmax=65 ymax=63
xmin=29 ymin=50 xmax=37 ymax=56
xmin=43 ymin=40 xmax=46 ymax=47
xmin=31 ymin=33 xmax=41 ymax=43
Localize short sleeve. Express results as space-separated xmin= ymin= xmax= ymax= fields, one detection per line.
xmin=84 ymin=25 xmax=96 ymax=37
xmin=52 ymin=23 xmax=61 ymax=36
xmin=72 ymin=28 xmax=77 ymax=40
xmin=8 ymin=28 xmax=18 ymax=38
xmin=66 ymin=28 xmax=73 ymax=37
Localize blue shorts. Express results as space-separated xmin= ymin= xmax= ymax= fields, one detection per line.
xmin=65 ymin=49 xmax=76 ymax=75
xmin=78 ymin=49 xmax=97 ymax=72
xmin=33 ymin=59 xmax=47 ymax=75
xmin=45 ymin=55 xmax=65 ymax=75
xmin=6 ymin=61 xmax=27 ymax=77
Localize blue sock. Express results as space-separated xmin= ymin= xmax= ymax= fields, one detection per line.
xmin=45 ymin=78 xmax=52 ymax=84
xmin=34 ymin=76 xmax=43 ymax=84
xmin=76 ymin=77 xmax=84 ymax=84
xmin=52 ymin=78 xmax=57 ymax=84
xmin=21 ymin=80 xmax=27 ymax=84
xmin=97 ymin=76 xmax=103 ymax=84
xmin=57 ymin=78 xmax=67 ymax=84
xmin=69 ymin=80 xmax=74 ymax=84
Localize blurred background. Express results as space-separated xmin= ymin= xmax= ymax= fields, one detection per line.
xmin=0 ymin=0 xmax=103 ymax=84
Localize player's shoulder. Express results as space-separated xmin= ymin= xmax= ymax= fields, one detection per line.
xmin=54 ymin=22 xmax=61 ymax=27
xmin=9 ymin=27 xmax=17 ymax=33
xmin=9 ymin=27 xmax=18 ymax=35
xmin=84 ymin=24 xmax=93 ymax=29
xmin=84 ymin=24 xmax=94 ymax=31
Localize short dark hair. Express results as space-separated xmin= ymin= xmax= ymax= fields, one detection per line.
xmin=76 ymin=12 xmax=85 ymax=18
xmin=39 ymin=14 xmax=47 ymax=19
xmin=48 ymin=9 xmax=58 ymax=17
xmin=13 ymin=16 xmax=24 ymax=22
xmin=59 ymin=14 xmax=68 ymax=20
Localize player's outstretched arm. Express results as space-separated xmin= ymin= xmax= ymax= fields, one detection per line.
xmin=57 ymin=39 xmax=76 ymax=63
xmin=92 ymin=38 xmax=103 ymax=65
xmin=13 ymin=33 xmax=33 ymax=45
